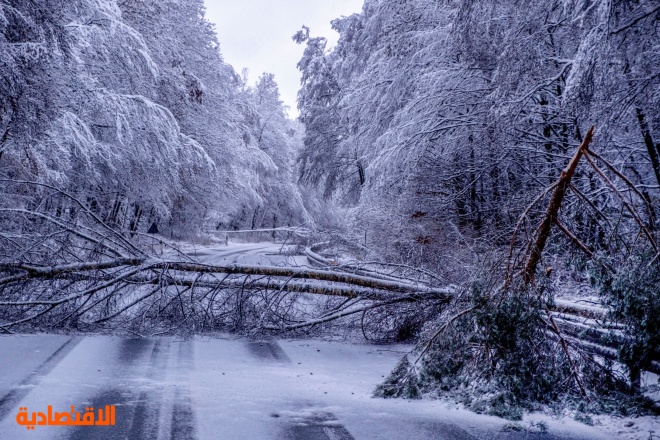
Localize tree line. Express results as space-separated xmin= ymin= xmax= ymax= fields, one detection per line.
xmin=0 ymin=0 xmax=310 ymax=240
xmin=295 ymin=0 xmax=659 ymax=278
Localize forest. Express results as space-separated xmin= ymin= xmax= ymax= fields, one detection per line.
xmin=1 ymin=0 xmax=659 ymax=424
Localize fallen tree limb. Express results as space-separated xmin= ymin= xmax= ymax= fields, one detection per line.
xmin=263 ymin=298 xmax=418 ymax=331
xmin=545 ymin=308 xmax=588 ymax=397
xmin=0 ymin=255 xmax=456 ymax=332
xmin=555 ymin=218 xmax=594 ymax=257
xmin=0 ymin=258 xmax=146 ymax=277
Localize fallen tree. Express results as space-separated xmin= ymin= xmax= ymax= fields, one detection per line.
xmin=0 ymin=180 xmax=456 ymax=335
xmin=375 ymin=127 xmax=660 ymax=418
xmin=0 ymin=257 xmax=455 ymax=332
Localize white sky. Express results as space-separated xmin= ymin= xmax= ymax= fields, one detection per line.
xmin=203 ymin=0 xmax=364 ymax=119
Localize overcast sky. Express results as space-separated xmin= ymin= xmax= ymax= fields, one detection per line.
xmin=203 ymin=0 xmax=364 ymax=119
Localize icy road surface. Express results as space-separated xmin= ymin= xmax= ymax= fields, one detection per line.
xmin=0 ymin=334 xmax=622 ymax=440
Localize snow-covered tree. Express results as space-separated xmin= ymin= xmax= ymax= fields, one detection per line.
xmin=1 ymin=0 xmax=310 ymax=240
xmin=295 ymin=0 xmax=659 ymax=275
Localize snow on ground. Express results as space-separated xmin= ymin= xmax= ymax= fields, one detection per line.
xmin=590 ymin=412 xmax=659 ymax=440
xmin=200 ymin=242 xmax=660 ymax=440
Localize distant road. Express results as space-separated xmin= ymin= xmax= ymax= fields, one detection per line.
xmin=0 ymin=334 xmax=615 ymax=440
xmin=185 ymin=242 xmax=286 ymax=265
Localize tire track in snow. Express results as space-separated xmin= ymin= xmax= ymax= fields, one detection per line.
xmin=170 ymin=340 xmax=196 ymax=440
xmin=128 ymin=339 xmax=171 ymax=439
xmin=67 ymin=338 xmax=171 ymax=440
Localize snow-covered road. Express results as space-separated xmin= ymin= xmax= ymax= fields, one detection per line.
xmin=0 ymin=334 xmax=620 ymax=440
xmin=179 ymin=241 xmax=308 ymax=267
xmin=0 ymin=243 xmax=646 ymax=439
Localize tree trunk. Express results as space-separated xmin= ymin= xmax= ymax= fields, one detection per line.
xmin=522 ymin=126 xmax=595 ymax=284
xmin=629 ymin=367 xmax=641 ymax=394
xmin=636 ymin=107 xmax=660 ymax=188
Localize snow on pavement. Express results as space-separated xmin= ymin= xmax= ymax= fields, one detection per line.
xmin=0 ymin=334 xmax=633 ymax=440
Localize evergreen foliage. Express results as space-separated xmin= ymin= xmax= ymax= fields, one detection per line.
xmin=376 ymin=271 xmax=656 ymax=419
xmin=590 ymin=249 xmax=660 ymax=389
